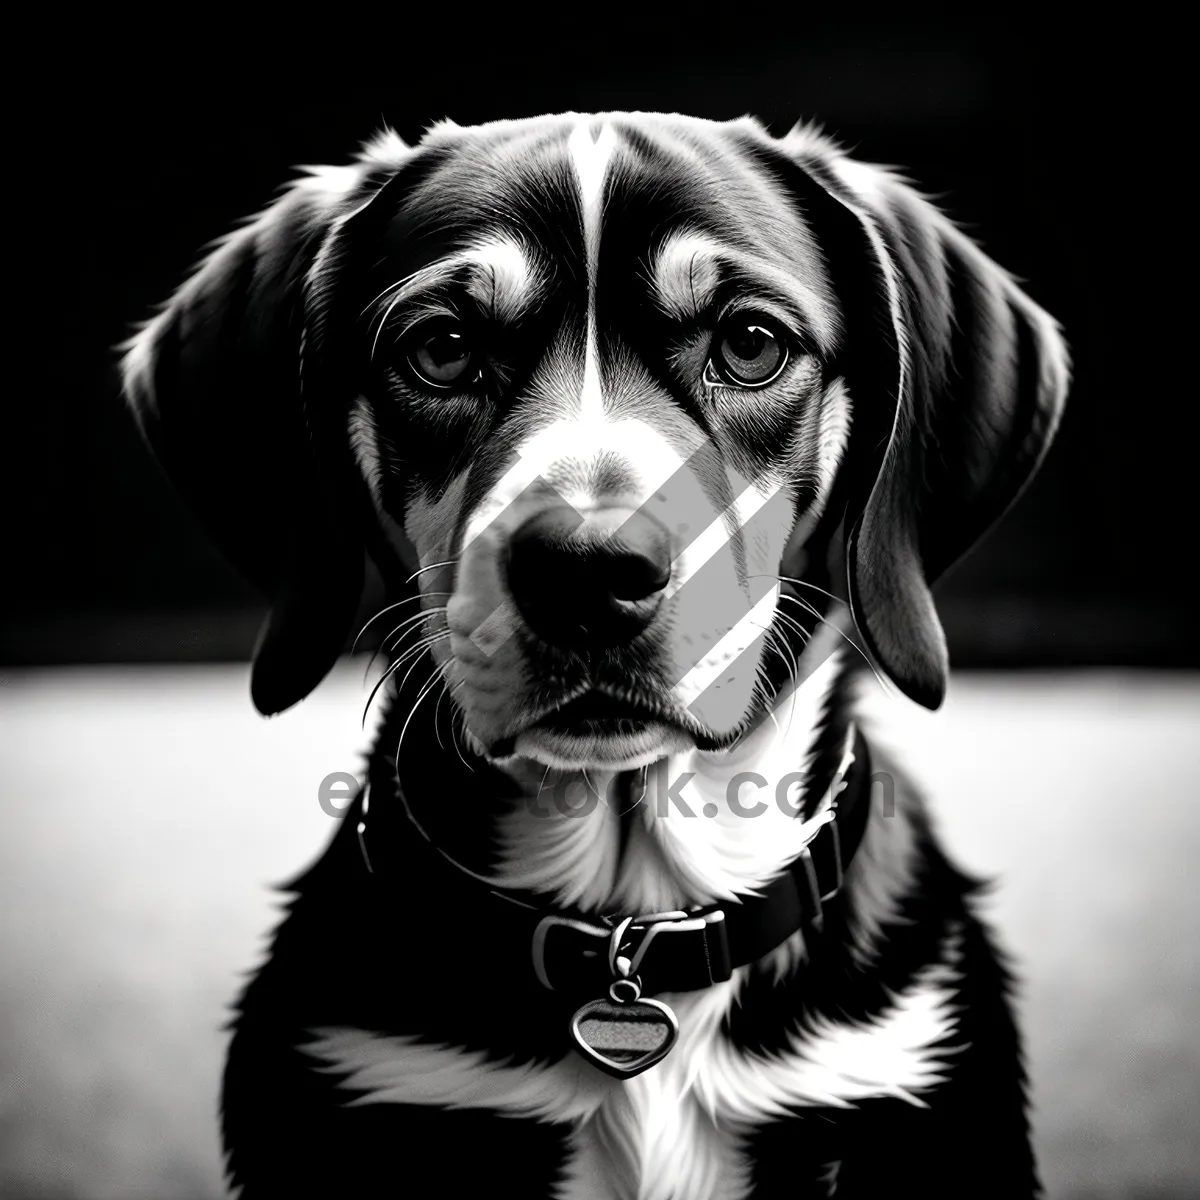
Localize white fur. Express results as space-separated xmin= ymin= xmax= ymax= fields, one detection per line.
xmin=490 ymin=627 xmax=847 ymax=914
xmin=580 ymin=310 xmax=607 ymax=424
xmin=369 ymin=236 xmax=543 ymax=355
xmin=651 ymin=230 xmax=726 ymax=321
xmin=348 ymin=396 xmax=384 ymax=508
xmin=569 ymin=119 xmax=619 ymax=424
xmin=650 ymin=229 xmax=839 ymax=354
xmin=460 ymin=237 xmax=540 ymax=323
xmin=568 ymin=120 xmax=618 ymax=279
xmin=305 ymin=926 xmax=961 ymax=1199
xmin=812 ymin=381 xmax=854 ymax=504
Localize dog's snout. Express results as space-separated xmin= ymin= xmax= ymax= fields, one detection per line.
xmin=506 ymin=507 xmax=671 ymax=650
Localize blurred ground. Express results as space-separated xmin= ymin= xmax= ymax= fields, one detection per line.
xmin=1 ymin=665 xmax=1197 ymax=1199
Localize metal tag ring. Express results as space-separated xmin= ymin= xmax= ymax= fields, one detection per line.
xmin=608 ymin=976 xmax=642 ymax=1004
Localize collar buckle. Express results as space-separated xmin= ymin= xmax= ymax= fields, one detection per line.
xmin=607 ymin=910 xmax=730 ymax=986
xmin=532 ymin=907 xmax=732 ymax=994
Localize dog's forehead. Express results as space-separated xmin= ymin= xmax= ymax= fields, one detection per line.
xmin=381 ymin=113 xmax=830 ymax=293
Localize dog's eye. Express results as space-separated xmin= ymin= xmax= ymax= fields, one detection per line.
xmin=404 ymin=321 xmax=478 ymax=390
xmin=707 ymin=315 xmax=789 ymax=388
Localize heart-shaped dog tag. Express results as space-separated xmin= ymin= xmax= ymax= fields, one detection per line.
xmin=570 ymin=996 xmax=678 ymax=1078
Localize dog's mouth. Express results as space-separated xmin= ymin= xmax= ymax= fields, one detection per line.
xmin=488 ymin=689 xmax=699 ymax=769
xmin=534 ymin=691 xmax=664 ymax=736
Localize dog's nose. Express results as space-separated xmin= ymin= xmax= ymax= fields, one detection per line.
xmin=506 ymin=507 xmax=671 ymax=650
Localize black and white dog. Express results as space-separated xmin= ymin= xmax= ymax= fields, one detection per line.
xmin=124 ymin=113 xmax=1069 ymax=1197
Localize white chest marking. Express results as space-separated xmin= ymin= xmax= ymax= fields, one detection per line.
xmin=305 ymin=929 xmax=961 ymax=1199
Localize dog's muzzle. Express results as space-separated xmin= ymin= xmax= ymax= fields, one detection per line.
xmin=505 ymin=507 xmax=671 ymax=651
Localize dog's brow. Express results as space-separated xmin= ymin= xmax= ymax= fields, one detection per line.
xmin=651 ymin=231 xmax=838 ymax=353
xmin=367 ymin=237 xmax=546 ymax=331
xmin=652 ymin=232 xmax=725 ymax=320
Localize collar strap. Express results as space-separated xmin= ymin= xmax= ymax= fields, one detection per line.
xmin=358 ymin=726 xmax=872 ymax=1000
xmin=528 ymin=727 xmax=871 ymax=998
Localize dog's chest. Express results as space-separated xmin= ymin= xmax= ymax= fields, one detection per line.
xmin=309 ymin=986 xmax=751 ymax=1200
xmin=307 ymin=943 xmax=961 ymax=1200
xmin=553 ymin=985 xmax=753 ymax=1200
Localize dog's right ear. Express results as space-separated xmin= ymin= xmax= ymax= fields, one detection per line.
xmin=761 ymin=124 xmax=1070 ymax=711
xmin=122 ymin=142 xmax=411 ymax=715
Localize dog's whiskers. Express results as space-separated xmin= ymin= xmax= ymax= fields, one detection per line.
xmin=363 ymin=611 xmax=447 ymax=693
xmin=363 ymin=603 xmax=450 ymax=679
xmin=773 ymin=606 xmax=813 ymax=654
xmin=396 ymin=663 xmax=453 ymax=765
xmin=386 ymin=627 xmax=451 ymax=676
xmin=753 ymin=573 xmax=846 ymax=607
xmin=406 ymin=559 xmax=458 ymax=586
xmin=749 ymin=617 xmax=804 ymax=740
xmin=433 ymin=682 xmax=450 ymax=754
xmin=353 ymin=587 xmax=454 ymax=655
xmin=449 ymin=694 xmax=477 ymax=775
xmin=778 ymin=592 xmax=888 ymax=691
xmin=383 ymin=604 xmax=449 ymax=651
xmin=362 ymin=630 xmax=451 ymax=728
xmin=354 ymin=597 xmax=420 ymax=655
xmin=393 ymin=636 xmax=453 ymax=709
xmin=775 ymin=621 xmax=807 ymax=739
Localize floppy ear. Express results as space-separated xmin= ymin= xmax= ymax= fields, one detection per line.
xmin=776 ymin=128 xmax=1071 ymax=709
xmin=122 ymin=150 xmax=409 ymax=715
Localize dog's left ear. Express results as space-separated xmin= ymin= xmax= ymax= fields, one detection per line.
xmin=775 ymin=129 xmax=1071 ymax=709
xmin=121 ymin=145 xmax=412 ymax=715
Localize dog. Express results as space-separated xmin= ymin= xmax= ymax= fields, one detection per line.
xmin=123 ymin=112 xmax=1069 ymax=1197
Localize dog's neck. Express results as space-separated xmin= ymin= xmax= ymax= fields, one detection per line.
xmin=484 ymin=634 xmax=852 ymax=916
xmin=375 ymin=622 xmax=914 ymax=975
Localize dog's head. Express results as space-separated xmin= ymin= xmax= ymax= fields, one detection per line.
xmin=123 ymin=113 xmax=1068 ymax=767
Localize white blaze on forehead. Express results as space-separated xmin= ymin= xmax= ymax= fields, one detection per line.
xmin=568 ymin=120 xmax=619 ymax=423
xmin=567 ymin=119 xmax=619 ymax=274
xmin=580 ymin=315 xmax=605 ymax=422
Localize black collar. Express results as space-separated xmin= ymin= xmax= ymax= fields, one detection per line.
xmin=354 ymin=726 xmax=872 ymax=1001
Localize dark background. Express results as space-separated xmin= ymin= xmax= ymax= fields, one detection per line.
xmin=5 ymin=25 xmax=1186 ymax=670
